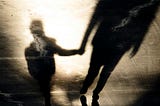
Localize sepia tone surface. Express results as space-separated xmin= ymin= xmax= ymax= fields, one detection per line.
xmin=0 ymin=0 xmax=160 ymax=106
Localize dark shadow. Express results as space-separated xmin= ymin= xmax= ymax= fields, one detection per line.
xmin=132 ymin=74 xmax=160 ymax=106
xmin=25 ymin=20 xmax=81 ymax=106
xmin=80 ymin=0 xmax=160 ymax=102
xmin=50 ymin=75 xmax=84 ymax=106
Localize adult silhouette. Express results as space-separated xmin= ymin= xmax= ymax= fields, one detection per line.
xmin=25 ymin=20 xmax=81 ymax=106
xmin=80 ymin=0 xmax=160 ymax=103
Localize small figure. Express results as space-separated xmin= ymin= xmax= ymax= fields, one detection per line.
xmin=25 ymin=20 xmax=81 ymax=106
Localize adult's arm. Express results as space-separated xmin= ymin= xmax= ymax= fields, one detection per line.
xmin=80 ymin=2 xmax=102 ymax=51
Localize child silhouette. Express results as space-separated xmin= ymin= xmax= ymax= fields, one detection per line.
xmin=25 ymin=20 xmax=82 ymax=106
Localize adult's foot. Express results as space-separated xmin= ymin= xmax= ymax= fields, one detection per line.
xmin=80 ymin=95 xmax=87 ymax=106
xmin=92 ymin=93 xmax=99 ymax=106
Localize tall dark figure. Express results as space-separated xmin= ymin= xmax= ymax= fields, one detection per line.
xmin=80 ymin=0 xmax=160 ymax=105
xmin=25 ymin=20 xmax=81 ymax=106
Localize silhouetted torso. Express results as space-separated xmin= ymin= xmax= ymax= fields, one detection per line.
xmin=25 ymin=38 xmax=56 ymax=80
xmin=92 ymin=0 xmax=159 ymax=52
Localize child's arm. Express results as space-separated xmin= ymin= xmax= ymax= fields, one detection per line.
xmin=42 ymin=35 xmax=85 ymax=56
xmin=55 ymin=44 xmax=80 ymax=56
xmin=46 ymin=37 xmax=81 ymax=56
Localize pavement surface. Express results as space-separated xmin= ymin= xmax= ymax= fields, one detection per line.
xmin=0 ymin=0 xmax=160 ymax=106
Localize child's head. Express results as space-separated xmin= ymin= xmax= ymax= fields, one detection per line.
xmin=30 ymin=20 xmax=44 ymax=36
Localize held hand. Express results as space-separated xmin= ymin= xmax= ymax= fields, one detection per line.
xmin=72 ymin=48 xmax=85 ymax=55
xmin=71 ymin=47 xmax=85 ymax=55
xmin=78 ymin=47 xmax=85 ymax=55
xmin=129 ymin=51 xmax=136 ymax=59
xmin=71 ymin=49 xmax=84 ymax=55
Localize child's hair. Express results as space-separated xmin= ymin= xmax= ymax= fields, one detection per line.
xmin=30 ymin=20 xmax=44 ymax=34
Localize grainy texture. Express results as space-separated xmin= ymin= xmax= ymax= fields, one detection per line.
xmin=0 ymin=0 xmax=160 ymax=106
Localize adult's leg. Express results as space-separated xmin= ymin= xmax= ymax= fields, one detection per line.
xmin=93 ymin=54 xmax=123 ymax=99
xmin=80 ymin=48 xmax=102 ymax=94
xmin=80 ymin=63 xmax=101 ymax=94
xmin=92 ymin=65 xmax=112 ymax=100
